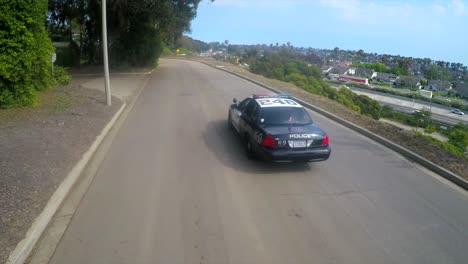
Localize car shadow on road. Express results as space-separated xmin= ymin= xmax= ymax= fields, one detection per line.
xmin=202 ymin=119 xmax=312 ymax=174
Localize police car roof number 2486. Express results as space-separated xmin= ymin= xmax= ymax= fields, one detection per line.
xmin=256 ymin=98 xmax=301 ymax=107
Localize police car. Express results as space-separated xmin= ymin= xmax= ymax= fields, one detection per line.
xmin=228 ymin=93 xmax=331 ymax=162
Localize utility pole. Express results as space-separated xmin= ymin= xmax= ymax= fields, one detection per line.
xmin=102 ymin=0 xmax=111 ymax=106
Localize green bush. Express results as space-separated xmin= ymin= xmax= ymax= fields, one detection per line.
xmin=439 ymin=141 xmax=466 ymax=157
xmin=448 ymin=129 xmax=468 ymax=151
xmin=355 ymin=94 xmax=381 ymax=119
xmin=161 ymin=46 xmax=172 ymax=56
xmin=381 ymin=105 xmax=394 ymax=116
xmin=381 ymin=106 xmax=420 ymax=126
xmin=425 ymin=124 xmax=436 ymax=134
xmin=53 ymin=66 xmax=70 ymax=85
xmin=420 ymin=134 xmax=466 ymax=158
xmin=370 ymin=81 xmax=391 ymax=87
xmin=0 ymin=0 xmax=53 ymax=108
xmin=334 ymin=87 xmax=381 ymax=119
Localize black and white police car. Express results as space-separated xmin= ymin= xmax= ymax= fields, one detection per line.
xmin=228 ymin=93 xmax=331 ymax=162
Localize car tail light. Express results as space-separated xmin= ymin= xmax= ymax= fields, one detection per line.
xmin=262 ymin=134 xmax=277 ymax=148
xmin=321 ymin=134 xmax=329 ymax=146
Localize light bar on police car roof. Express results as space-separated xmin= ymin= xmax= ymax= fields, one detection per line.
xmin=275 ymin=93 xmax=292 ymax=99
xmin=252 ymin=93 xmax=272 ymax=99
xmin=252 ymin=93 xmax=292 ymax=99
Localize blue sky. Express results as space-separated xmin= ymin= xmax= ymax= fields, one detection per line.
xmin=189 ymin=0 xmax=468 ymax=65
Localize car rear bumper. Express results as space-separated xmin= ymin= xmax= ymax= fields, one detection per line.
xmin=259 ymin=146 xmax=331 ymax=162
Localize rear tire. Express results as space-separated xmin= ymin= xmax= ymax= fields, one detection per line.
xmin=228 ymin=111 xmax=234 ymax=130
xmin=245 ymin=137 xmax=256 ymax=160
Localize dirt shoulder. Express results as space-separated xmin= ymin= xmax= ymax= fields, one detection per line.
xmin=0 ymin=82 xmax=122 ymax=263
xmin=187 ymin=56 xmax=468 ymax=180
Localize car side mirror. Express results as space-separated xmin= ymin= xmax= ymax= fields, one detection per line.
xmin=233 ymin=98 xmax=238 ymax=104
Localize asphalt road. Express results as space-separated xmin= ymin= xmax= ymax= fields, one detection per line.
xmin=49 ymin=59 xmax=468 ymax=264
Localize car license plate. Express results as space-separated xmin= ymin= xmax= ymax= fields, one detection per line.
xmin=292 ymin=140 xmax=307 ymax=148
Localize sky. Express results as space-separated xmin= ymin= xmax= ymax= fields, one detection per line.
xmin=189 ymin=0 xmax=468 ymax=65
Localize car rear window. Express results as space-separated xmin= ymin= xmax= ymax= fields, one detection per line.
xmin=260 ymin=107 xmax=313 ymax=125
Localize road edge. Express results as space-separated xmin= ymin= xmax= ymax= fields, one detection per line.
xmin=21 ymin=71 xmax=154 ymax=264
xmin=6 ymin=101 xmax=127 ymax=264
xmin=70 ymin=68 xmax=155 ymax=78
xmin=197 ymin=60 xmax=468 ymax=191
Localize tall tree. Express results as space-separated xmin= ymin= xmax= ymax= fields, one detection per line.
xmin=425 ymin=64 xmax=439 ymax=80
xmin=304 ymin=52 xmax=322 ymax=66
xmin=47 ymin=0 xmax=210 ymax=66
xmin=374 ymin=62 xmax=387 ymax=72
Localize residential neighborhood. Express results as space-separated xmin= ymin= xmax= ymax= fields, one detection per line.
xmin=191 ymin=39 xmax=468 ymax=100
xmin=200 ymin=39 xmax=468 ymax=99
xmin=322 ymin=63 xmax=467 ymax=98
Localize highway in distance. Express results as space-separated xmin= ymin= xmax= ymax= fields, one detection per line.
xmin=48 ymin=59 xmax=468 ymax=264
xmin=329 ymin=84 xmax=468 ymax=125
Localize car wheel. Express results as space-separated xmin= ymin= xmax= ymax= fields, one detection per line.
xmin=228 ymin=111 xmax=234 ymax=130
xmin=245 ymin=137 xmax=256 ymax=160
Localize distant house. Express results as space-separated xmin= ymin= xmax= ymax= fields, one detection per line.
xmin=425 ymin=80 xmax=453 ymax=94
xmin=350 ymin=67 xmax=374 ymax=78
xmin=371 ymin=72 xmax=399 ymax=84
xmin=328 ymin=65 xmax=350 ymax=80
xmin=453 ymin=82 xmax=468 ymax=98
xmin=321 ymin=66 xmax=333 ymax=74
xmin=330 ymin=65 xmax=350 ymax=75
xmin=396 ymin=75 xmax=425 ymax=89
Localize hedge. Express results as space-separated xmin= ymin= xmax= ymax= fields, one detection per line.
xmin=0 ymin=0 xmax=53 ymax=108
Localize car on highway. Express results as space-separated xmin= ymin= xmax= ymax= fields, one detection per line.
xmin=451 ymin=109 xmax=465 ymax=115
xmin=228 ymin=94 xmax=331 ymax=162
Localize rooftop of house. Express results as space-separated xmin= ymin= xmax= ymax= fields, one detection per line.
xmin=354 ymin=67 xmax=374 ymax=77
xmin=321 ymin=66 xmax=333 ymax=73
xmin=372 ymin=72 xmax=399 ymax=82
xmin=396 ymin=75 xmax=425 ymax=86
xmin=340 ymin=75 xmax=368 ymax=81
xmin=330 ymin=65 xmax=350 ymax=75
xmin=427 ymin=80 xmax=452 ymax=90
